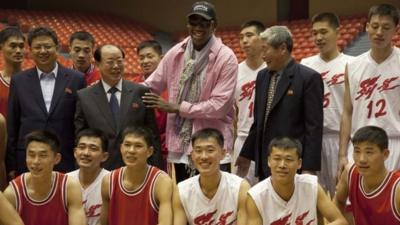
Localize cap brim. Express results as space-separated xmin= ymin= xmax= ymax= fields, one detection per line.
xmin=187 ymin=12 xmax=212 ymax=20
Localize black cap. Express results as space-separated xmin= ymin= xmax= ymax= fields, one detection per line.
xmin=187 ymin=1 xmax=216 ymax=21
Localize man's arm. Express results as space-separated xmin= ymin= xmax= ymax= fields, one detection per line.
xmin=6 ymin=78 xmax=21 ymax=178
xmin=396 ymin=180 xmax=400 ymax=218
xmin=237 ymin=180 xmax=250 ymax=225
xmin=74 ymin=93 xmax=89 ymax=136
xmin=0 ymin=114 xmax=7 ymax=190
xmin=338 ymin=67 xmax=352 ymax=175
xmin=246 ymin=194 xmax=262 ymax=225
xmin=155 ymin=173 xmax=173 ymax=225
xmin=302 ymin=71 xmax=324 ymax=173
xmin=0 ymin=191 xmax=24 ymax=225
xmin=317 ymin=184 xmax=348 ymax=225
xmin=99 ymin=174 xmax=110 ymax=225
xmin=333 ymin=164 xmax=350 ymax=217
xmin=172 ymin=185 xmax=188 ymax=225
xmin=66 ymin=177 xmax=86 ymax=225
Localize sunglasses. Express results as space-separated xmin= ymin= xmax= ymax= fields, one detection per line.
xmin=188 ymin=19 xmax=212 ymax=28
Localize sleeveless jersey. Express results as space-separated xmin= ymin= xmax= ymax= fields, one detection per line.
xmin=348 ymin=165 xmax=400 ymax=225
xmin=0 ymin=73 xmax=10 ymax=117
xmin=301 ymin=53 xmax=353 ymax=133
xmin=347 ymin=48 xmax=400 ymax=137
xmin=11 ymin=172 xmax=68 ymax=225
xmin=235 ymin=61 xmax=266 ymax=136
xmin=108 ymin=166 xmax=162 ymax=225
xmin=67 ymin=168 xmax=109 ymax=225
xmin=248 ymin=174 xmax=318 ymax=225
xmin=178 ymin=171 xmax=243 ymax=225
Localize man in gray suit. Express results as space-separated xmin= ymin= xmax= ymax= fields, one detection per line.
xmin=75 ymin=44 xmax=162 ymax=170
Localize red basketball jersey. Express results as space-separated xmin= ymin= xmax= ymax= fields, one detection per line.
xmin=84 ymin=64 xmax=101 ymax=86
xmin=348 ymin=165 xmax=400 ymax=225
xmin=11 ymin=172 xmax=69 ymax=225
xmin=108 ymin=166 xmax=162 ymax=225
xmin=0 ymin=73 xmax=10 ymax=117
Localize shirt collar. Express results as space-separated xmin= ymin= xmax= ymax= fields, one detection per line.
xmin=102 ymin=78 xmax=122 ymax=93
xmin=37 ymin=63 xmax=58 ymax=79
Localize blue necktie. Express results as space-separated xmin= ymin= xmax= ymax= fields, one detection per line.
xmin=108 ymin=87 xmax=120 ymax=127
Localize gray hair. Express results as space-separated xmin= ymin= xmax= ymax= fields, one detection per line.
xmin=260 ymin=26 xmax=293 ymax=53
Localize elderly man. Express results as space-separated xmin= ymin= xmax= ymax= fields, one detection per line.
xmin=143 ymin=1 xmax=238 ymax=182
xmin=75 ymin=44 xmax=162 ymax=170
xmin=237 ymin=26 xmax=324 ymax=179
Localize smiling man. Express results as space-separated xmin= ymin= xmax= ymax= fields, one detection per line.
xmin=68 ymin=128 xmax=109 ymax=225
xmin=143 ymin=1 xmax=238 ymax=182
xmin=6 ymin=26 xmax=86 ymax=176
xmin=237 ymin=26 xmax=324 ymax=179
xmin=75 ymin=44 xmax=162 ymax=170
xmin=247 ymin=137 xmax=347 ymax=225
xmin=173 ymin=128 xmax=250 ymax=225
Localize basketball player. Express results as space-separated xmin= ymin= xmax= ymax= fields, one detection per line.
xmin=173 ymin=128 xmax=250 ymax=225
xmin=0 ymin=26 xmax=25 ymax=117
xmin=68 ymin=128 xmax=109 ymax=225
xmin=339 ymin=3 xmax=400 ymax=173
xmin=2 ymin=130 xmax=86 ymax=225
xmin=0 ymin=191 xmax=24 ymax=225
xmin=301 ymin=12 xmax=354 ymax=196
xmin=234 ymin=20 xmax=266 ymax=185
xmin=100 ymin=126 xmax=173 ymax=225
xmin=335 ymin=126 xmax=400 ymax=225
xmin=247 ymin=137 xmax=347 ymax=225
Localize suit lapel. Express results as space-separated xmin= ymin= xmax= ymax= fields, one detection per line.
xmin=27 ymin=68 xmax=48 ymax=115
xmin=49 ymin=65 xmax=71 ymax=115
xmin=271 ymin=60 xmax=295 ymax=110
xmin=119 ymin=80 xmax=133 ymax=128
xmin=93 ymin=82 xmax=117 ymax=131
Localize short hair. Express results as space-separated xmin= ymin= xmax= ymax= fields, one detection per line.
xmin=311 ymin=12 xmax=340 ymax=29
xmin=267 ymin=137 xmax=302 ymax=158
xmin=76 ymin=128 xmax=108 ymax=152
xmin=352 ymin=126 xmax=388 ymax=151
xmin=241 ymin=20 xmax=266 ymax=34
xmin=368 ymin=4 xmax=399 ymax=26
xmin=191 ymin=128 xmax=224 ymax=148
xmin=121 ymin=126 xmax=154 ymax=147
xmin=136 ymin=40 xmax=162 ymax=56
xmin=94 ymin=44 xmax=125 ymax=62
xmin=69 ymin=31 xmax=95 ymax=46
xmin=260 ymin=25 xmax=293 ymax=53
xmin=25 ymin=130 xmax=60 ymax=153
xmin=27 ymin=27 xmax=58 ymax=47
xmin=0 ymin=26 xmax=25 ymax=45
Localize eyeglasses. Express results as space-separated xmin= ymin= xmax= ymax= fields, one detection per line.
xmin=188 ymin=19 xmax=212 ymax=28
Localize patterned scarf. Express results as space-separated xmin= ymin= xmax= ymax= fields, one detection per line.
xmin=175 ymin=35 xmax=216 ymax=153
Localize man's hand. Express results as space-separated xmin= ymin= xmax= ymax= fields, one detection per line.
xmin=142 ymin=92 xmax=179 ymax=113
xmin=235 ymin=156 xmax=251 ymax=178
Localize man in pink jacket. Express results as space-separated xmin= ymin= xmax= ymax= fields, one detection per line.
xmin=143 ymin=1 xmax=238 ymax=182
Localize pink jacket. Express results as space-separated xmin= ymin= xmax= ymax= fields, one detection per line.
xmin=144 ymin=36 xmax=238 ymax=154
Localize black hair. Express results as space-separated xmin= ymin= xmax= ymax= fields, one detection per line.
xmin=136 ymin=40 xmax=162 ymax=56
xmin=352 ymin=126 xmax=388 ymax=151
xmin=311 ymin=12 xmax=340 ymax=29
xmin=69 ymin=31 xmax=95 ymax=46
xmin=93 ymin=44 xmax=125 ymax=62
xmin=191 ymin=128 xmax=224 ymax=148
xmin=25 ymin=130 xmax=60 ymax=153
xmin=368 ymin=3 xmax=399 ymax=26
xmin=267 ymin=137 xmax=302 ymax=158
xmin=241 ymin=20 xmax=266 ymax=34
xmin=27 ymin=26 xmax=58 ymax=47
xmin=76 ymin=128 xmax=108 ymax=152
xmin=0 ymin=26 xmax=25 ymax=45
xmin=121 ymin=126 xmax=154 ymax=147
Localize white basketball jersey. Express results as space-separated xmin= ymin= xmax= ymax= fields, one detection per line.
xmin=235 ymin=61 xmax=266 ymax=136
xmin=178 ymin=171 xmax=243 ymax=225
xmin=248 ymin=174 xmax=318 ymax=225
xmin=348 ymin=48 xmax=400 ymax=137
xmin=301 ymin=53 xmax=354 ymax=133
xmin=68 ymin=169 xmax=110 ymax=225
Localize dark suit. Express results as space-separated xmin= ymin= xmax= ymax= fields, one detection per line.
xmin=74 ymin=80 xmax=162 ymax=170
xmin=240 ymin=59 xmax=323 ymax=178
xmin=6 ymin=64 xmax=86 ymax=174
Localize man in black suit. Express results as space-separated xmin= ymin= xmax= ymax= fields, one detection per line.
xmin=7 ymin=27 xmax=86 ymax=176
xmin=236 ymin=26 xmax=323 ymax=179
xmin=74 ymin=44 xmax=162 ymax=170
